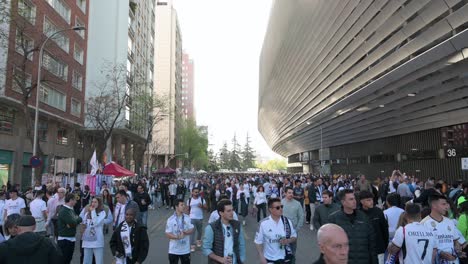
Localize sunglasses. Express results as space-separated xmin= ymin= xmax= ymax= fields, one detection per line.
xmin=271 ymin=205 xmax=284 ymax=210
xmin=225 ymin=226 xmax=231 ymax=237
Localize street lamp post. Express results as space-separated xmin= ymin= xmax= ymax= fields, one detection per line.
xmin=31 ymin=26 xmax=86 ymax=185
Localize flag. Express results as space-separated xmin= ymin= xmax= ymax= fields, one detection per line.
xmin=90 ymin=150 xmax=98 ymax=176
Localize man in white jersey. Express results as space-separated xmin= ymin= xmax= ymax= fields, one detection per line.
xmin=255 ymin=198 xmax=297 ymax=264
xmin=421 ymin=194 xmax=463 ymax=264
xmin=3 ymin=189 xmax=26 ymax=220
xmin=388 ymin=203 xmax=437 ymax=263
xmin=166 ymin=199 xmax=194 ymax=264
xmin=29 ymin=190 xmax=48 ymax=235
xmin=187 ymin=187 xmax=207 ymax=252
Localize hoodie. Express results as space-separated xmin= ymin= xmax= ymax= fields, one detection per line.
xmin=0 ymin=232 xmax=60 ymax=264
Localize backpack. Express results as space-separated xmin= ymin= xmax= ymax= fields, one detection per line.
xmin=188 ymin=197 xmax=204 ymax=213
xmin=452 ymin=189 xmax=464 ymax=205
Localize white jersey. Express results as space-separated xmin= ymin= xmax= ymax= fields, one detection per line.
xmin=254 ymin=216 xmax=297 ymax=261
xmin=165 ymin=213 xmax=194 ymax=255
xmin=421 ymin=216 xmax=460 ymax=264
xmin=4 ymin=197 xmax=26 ymax=216
xmin=392 ymin=222 xmax=437 ymax=264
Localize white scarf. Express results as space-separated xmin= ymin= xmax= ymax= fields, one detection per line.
xmin=116 ymin=221 xmax=132 ymax=264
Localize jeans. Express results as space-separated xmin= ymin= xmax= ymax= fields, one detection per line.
xmin=170 ymin=195 xmax=176 ymax=209
xmin=169 ymin=253 xmax=191 ymax=264
xmin=58 ymin=239 xmax=75 ymax=264
xmin=140 ymin=210 xmax=148 ymax=226
xmin=256 ymin=203 xmax=267 ymax=222
xmin=309 ymin=204 xmax=316 ymax=229
xmin=191 ymin=219 xmax=203 ymax=244
xmin=84 ymin=247 xmax=104 ymax=264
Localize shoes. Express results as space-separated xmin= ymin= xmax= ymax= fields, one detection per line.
xmin=310 ymin=225 xmax=314 ymax=231
xmin=191 ymin=245 xmax=196 ymax=252
xmin=196 ymin=240 xmax=202 ymax=248
xmin=305 ymin=221 xmax=310 ymax=224
xmin=242 ymin=220 xmax=246 ymax=226
xmin=166 ymin=206 xmax=169 ymax=209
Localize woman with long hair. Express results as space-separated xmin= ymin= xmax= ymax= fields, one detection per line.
xmin=82 ymin=197 xmax=106 ymax=264
xmin=102 ymin=189 xmax=114 ymax=213
xmin=254 ymin=185 xmax=267 ymax=222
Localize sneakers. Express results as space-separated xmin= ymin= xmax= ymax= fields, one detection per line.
xmin=196 ymin=240 xmax=202 ymax=248
xmin=191 ymin=245 xmax=196 ymax=252
xmin=310 ymin=225 xmax=314 ymax=231
xmin=242 ymin=220 xmax=246 ymax=226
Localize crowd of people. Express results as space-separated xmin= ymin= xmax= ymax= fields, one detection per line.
xmin=0 ymin=169 xmax=467 ymax=263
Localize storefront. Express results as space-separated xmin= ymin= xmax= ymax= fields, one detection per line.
xmin=0 ymin=150 xmax=13 ymax=186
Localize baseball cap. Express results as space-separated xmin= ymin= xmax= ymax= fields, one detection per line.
xmin=17 ymin=215 xmax=36 ymax=227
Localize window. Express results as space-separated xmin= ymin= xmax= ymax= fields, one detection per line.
xmin=15 ymin=31 xmax=34 ymax=60
xmin=0 ymin=107 xmax=15 ymax=133
xmin=73 ymin=44 xmax=83 ymax=64
xmin=12 ymin=68 xmax=32 ymax=94
xmin=38 ymin=121 xmax=48 ymax=141
xmin=40 ymin=84 xmax=66 ymax=111
xmin=56 ymin=127 xmax=68 ymax=145
xmin=47 ymin=0 xmax=71 ymax=23
xmin=18 ymin=0 xmax=36 ymax=24
xmin=125 ymin=105 xmax=130 ymax=121
xmin=72 ymin=71 xmax=83 ymax=90
xmin=43 ymin=18 xmax=69 ymax=52
xmin=75 ymin=17 xmax=85 ymax=38
xmin=43 ymin=53 xmax=68 ymax=80
xmin=71 ymin=99 xmax=81 ymax=117
xmin=76 ymin=0 xmax=86 ymax=13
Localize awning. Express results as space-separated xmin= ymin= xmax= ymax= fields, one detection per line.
xmin=103 ymin=162 xmax=135 ymax=177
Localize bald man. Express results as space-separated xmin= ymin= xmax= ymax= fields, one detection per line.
xmin=314 ymin=224 xmax=349 ymax=264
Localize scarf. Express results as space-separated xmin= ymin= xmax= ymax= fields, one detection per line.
xmin=281 ymin=216 xmax=293 ymax=257
xmin=115 ymin=221 xmax=133 ymax=264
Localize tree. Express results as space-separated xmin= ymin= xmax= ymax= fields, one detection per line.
xmin=207 ymin=148 xmax=219 ymax=172
xmin=86 ymin=62 xmax=129 ymax=163
xmin=256 ymin=159 xmax=287 ymax=172
xmin=179 ymin=118 xmax=208 ymax=170
xmin=229 ymin=134 xmax=242 ymax=171
xmin=241 ymin=133 xmax=256 ymax=170
xmin=218 ymin=142 xmax=230 ymax=169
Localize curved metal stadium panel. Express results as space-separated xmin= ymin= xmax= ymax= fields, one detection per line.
xmin=258 ymin=0 xmax=468 ymax=179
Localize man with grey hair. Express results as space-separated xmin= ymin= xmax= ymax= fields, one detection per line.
xmin=314 ymin=224 xmax=349 ymax=264
xmin=46 ymin=187 xmax=66 ymax=238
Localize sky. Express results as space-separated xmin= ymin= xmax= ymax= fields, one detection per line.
xmin=173 ymin=0 xmax=283 ymax=160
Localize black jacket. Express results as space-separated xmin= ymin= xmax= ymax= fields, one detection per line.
xmin=328 ymin=209 xmax=378 ymax=264
xmin=110 ymin=221 xmax=149 ymax=264
xmin=312 ymin=203 xmax=340 ymax=230
xmin=0 ymin=232 xmax=60 ymax=264
xmin=312 ymin=254 xmax=326 ymax=264
xmin=308 ymin=184 xmax=317 ymax=204
xmin=134 ymin=192 xmax=151 ymax=212
xmin=360 ymin=207 xmax=389 ymax=254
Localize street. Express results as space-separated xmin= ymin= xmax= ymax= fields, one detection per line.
xmin=72 ymin=206 xmax=320 ymax=263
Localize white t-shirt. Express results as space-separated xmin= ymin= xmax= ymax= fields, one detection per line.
xmin=392 ymin=222 xmax=437 ymax=264
xmin=421 ymin=216 xmax=460 ymax=264
xmin=187 ymin=197 xmax=205 ymax=220
xmin=29 ymin=198 xmax=47 ymax=219
xmin=4 ymin=197 xmax=26 ymax=216
xmin=254 ymin=216 xmax=297 ymax=261
xmin=222 ymin=223 xmax=235 ymax=260
xmin=208 ymin=210 xmax=238 ymax=224
xmin=384 ymin=206 xmax=405 ymax=237
xmin=166 ymin=213 xmax=194 ymax=255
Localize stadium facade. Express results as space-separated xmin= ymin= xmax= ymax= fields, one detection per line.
xmin=259 ymin=0 xmax=468 ymax=181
